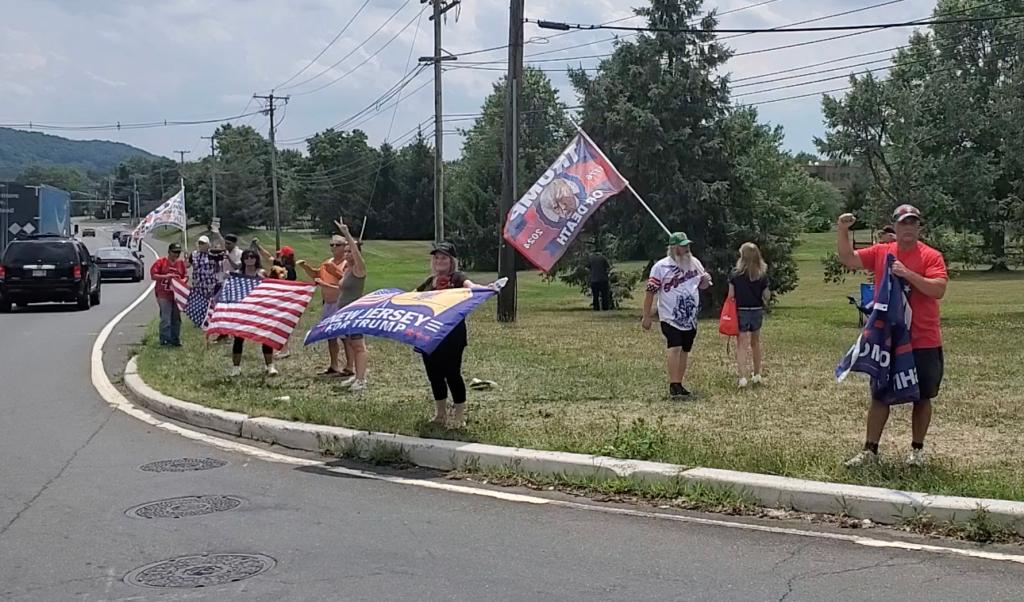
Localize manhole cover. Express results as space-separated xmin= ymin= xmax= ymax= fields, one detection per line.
xmin=140 ymin=458 xmax=227 ymax=472
xmin=126 ymin=495 xmax=243 ymax=519
xmin=124 ymin=553 xmax=275 ymax=589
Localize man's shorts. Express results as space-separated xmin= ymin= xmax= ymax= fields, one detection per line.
xmin=738 ymin=308 xmax=764 ymax=333
xmin=914 ymin=347 xmax=944 ymax=401
xmin=660 ymin=322 xmax=697 ymax=352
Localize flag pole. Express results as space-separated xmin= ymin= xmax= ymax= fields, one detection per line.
xmin=566 ymin=117 xmax=672 ymax=236
xmin=358 ymin=215 xmax=367 ymax=242
xmin=180 ymin=178 xmax=188 ymax=249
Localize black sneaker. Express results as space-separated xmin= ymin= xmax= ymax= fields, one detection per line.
xmin=669 ymin=383 xmax=690 ymax=399
xmin=678 ymin=385 xmax=691 ymax=397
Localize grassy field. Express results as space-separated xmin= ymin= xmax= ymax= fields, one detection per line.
xmin=136 ymin=231 xmax=1024 ymax=501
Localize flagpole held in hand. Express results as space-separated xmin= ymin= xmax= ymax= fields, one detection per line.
xmin=566 ymin=117 xmax=672 ymax=237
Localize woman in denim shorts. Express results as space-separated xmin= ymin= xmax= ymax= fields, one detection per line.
xmin=727 ymin=243 xmax=771 ymax=388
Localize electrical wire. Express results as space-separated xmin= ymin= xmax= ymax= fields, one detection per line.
xmin=272 ymin=0 xmax=374 ymax=90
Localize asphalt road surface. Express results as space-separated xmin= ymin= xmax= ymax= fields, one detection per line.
xmin=1 ymin=223 xmax=1023 ymax=601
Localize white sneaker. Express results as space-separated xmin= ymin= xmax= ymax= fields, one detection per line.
xmin=905 ymin=448 xmax=925 ymax=467
xmin=350 ymin=379 xmax=367 ymax=393
xmin=843 ymin=450 xmax=879 ymax=468
xmin=752 ymin=374 xmax=763 ymax=385
xmin=229 ymin=366 xmax=242 ymax=377
xmin=266 ymin=365 xmax=279 ymax=377
xmin=338 ymin=375 xmax=356 ymax=388
xmin=275 ymin=350 xmax=291 ymax=360
xmin=738 ymin=377 xmax=749 ymax=388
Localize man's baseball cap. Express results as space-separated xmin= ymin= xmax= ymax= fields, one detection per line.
xmin=197 ymin=235 xmax=211 ymax=244
xmin=168 ymin=243 xmax=182 ymax=253
xmin=430 ymin=241 xmax=458 ymax=258
xmin=279 ymin=245 xmax=295 ymax=257
xmin=224 ymin=234 xmax=238 ymax=243
xmin=893 ymin=204 xmax=923 ymax=223
xmin=667 ymin=232 xmax=692 ymax=246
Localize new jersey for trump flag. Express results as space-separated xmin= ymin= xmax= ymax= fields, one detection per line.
xmin=835 ymin=254 xmax=919 ymax=405
xmin=133 ymin=187 xmax=186 ymax=241
xmin=503 ymin=132 xmax=627 ymax=272
xmin=305 ymin=282 xmax=503 ymax=354
xmin=206 ymin=275 xmax=315 ymax=351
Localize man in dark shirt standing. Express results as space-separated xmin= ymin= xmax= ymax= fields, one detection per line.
xmin=588 ymin=251 xmax=612 ymax=311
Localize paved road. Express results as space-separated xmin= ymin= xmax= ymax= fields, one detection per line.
xmin=2 ymin=223 xmax=1023 ymax=601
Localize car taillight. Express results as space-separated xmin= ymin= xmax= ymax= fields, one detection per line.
xmin=0 ymin=265 xmax=5 ymax=279
xmin=73 ymin=265 xmax=82 ymax=279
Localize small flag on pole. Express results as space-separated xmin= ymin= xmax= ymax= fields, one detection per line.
xmin=133 ymin=187 xmax=186 ymax=241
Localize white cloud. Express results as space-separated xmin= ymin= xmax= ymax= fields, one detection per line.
xmin=0 ymin=0 xmax=937 ymax=159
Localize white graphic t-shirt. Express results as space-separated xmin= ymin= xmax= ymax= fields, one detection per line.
xmin=647 ymin=256 xmax=705 ymax=331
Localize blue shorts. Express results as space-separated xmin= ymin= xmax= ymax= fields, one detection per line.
xmin=738 ymin=308 xmax=764 ymax=332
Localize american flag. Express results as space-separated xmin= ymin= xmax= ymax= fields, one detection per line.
xmin=206 ymin=274 xmax=315 ymax=350
xmin=133 ymin=187 xmax=186 ymax=240
xmin=170 ymin=278 xmax=216 ymax=329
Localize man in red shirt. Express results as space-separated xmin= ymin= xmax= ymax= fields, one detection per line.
xmin=150 ymin=242 xmax=188 ymax=347
xmin=836 ymin=205 xmax=948 ymax=467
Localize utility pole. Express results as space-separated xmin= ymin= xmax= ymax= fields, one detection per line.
xmin=497 ymin=0 xmax=523 ymax=323
xmin=419 ymin=0 xmax=460 ymax=243
xmin=253 ymin=92 xmax=289 ymax=251
xmin=131 ymin=175 xmax=140 ymax=226
xmin=173 ymin=150 xmax=191 ymax=176
xmin=107 ymin=177 xmax=114 ymax=220
xmin=202 ymin=134 xmax=218 ymax=219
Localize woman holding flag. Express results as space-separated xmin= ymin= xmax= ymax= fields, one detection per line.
xmin=415 ymin=242 xmax=484 ymax=429
xmin=228 ymin=249 xmax=278 ymax=377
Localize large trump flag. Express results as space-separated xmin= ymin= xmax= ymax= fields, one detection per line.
xmin=305 ymin=284 xmax=502 ymax=354
xmin=503 ymin=132 xmax=627 ymax=272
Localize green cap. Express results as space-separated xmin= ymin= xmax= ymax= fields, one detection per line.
xmin=667 ymin=232 xmax=692 ymax=246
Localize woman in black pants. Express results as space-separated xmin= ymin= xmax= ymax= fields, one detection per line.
xmin=416 ymin=242 xmax=481 ymax=429
xmin=228 ymin=250 xmax=277 ymax=377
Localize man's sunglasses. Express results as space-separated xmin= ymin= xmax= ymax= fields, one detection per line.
xmin=330 ymin=243 xmax=347 ymax=248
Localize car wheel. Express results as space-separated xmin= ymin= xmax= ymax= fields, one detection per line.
xmin=77 ymin=289 xmax=91 ymax=310
xmin=90 ymin=286 xmax=101 ymax=306
xmin=0 ymin=299 xmax=10 ymax=313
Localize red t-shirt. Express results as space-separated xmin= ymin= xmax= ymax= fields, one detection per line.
xmin=856 ymin=241 xmax=947 ymax=349
xmin=150 ymin=257 xmax=187 ymax=299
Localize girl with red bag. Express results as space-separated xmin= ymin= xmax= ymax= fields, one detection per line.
xmin=727 ymin=243 xmax=771 ymax=388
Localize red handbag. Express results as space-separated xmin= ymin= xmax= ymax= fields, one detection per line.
xmin=719 ymin=296 xmax=739 ymax=337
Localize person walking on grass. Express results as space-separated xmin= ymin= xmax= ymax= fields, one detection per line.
xmin=589 ymin=250 xmax=613 ymax=311
xmin=641 ymin=232 xmax=713 ymax=399
xmin=297 ymin=232 xmax=352 ymax=377
xmin=416 ymin=242 xmax=485 ymax=428
xmin=315 ymin=220 xmax=368 ymax=392
xmin=229 ymin=249 xmax=278 ymax=377
xmin=836 ymin=205 xmax=948 ymax=468
xmin=728 ymin=243 xmax=771 ymax=388
xmin=150 ymin=242 xmax=187 ymax=347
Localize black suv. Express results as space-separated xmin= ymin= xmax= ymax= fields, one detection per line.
xmin=0 ymin=235 xmax=102 ymax=311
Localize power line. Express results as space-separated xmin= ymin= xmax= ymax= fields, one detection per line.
xmin=527 ymin=13 xmax=1024 ymax=34
xmin=0 ymin=109 xmax=265 ymax=132
xmin=272 ymin=0 xmax=373 ymax=90
xmin=281 ymin=0 xmax=415 ymax=92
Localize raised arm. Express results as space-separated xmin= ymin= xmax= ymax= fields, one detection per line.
xmin=836 ymin=213 xmax=864 ymax=270
xmin=251 ymin=238 xmax=274 ymax=264
xmin=334 ymin=219 xmax=365 ymax=278
xmin=295 ymin=259 xmax=319 ymax=280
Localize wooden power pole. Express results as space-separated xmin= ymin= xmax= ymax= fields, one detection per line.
xmin=254 ymin=93 xmax=289 ymax=251
xmin=497 ymin=0 xmax=523 ymax=323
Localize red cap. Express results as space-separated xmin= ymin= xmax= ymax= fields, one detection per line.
xmin=279 ymin=246 xmax=295 ymax=257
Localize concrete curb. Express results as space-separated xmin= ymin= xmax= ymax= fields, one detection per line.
xmin=124 ymin=356 xmax=1024 ymax=535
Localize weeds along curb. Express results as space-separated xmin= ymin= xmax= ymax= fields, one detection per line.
xmin=124 ymin=356 xmax=1024 ymax=535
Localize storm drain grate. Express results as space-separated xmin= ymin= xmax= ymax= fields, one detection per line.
xmin=126 ymin=495 xmax=243 ymax=519
xmin=124 ymin=553 xmax=275 ymax=588
xmin=140 ymin=458 xmax=227 ymax=472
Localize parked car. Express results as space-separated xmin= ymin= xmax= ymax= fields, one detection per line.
xmin=0 ymin=234 xmax=102 ymax=311
xmin=94 ymin=246 xmax=144 ymax=282
xmin=81 ymin=228 xmax=96 ymax=238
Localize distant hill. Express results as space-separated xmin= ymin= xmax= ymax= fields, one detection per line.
xmin=0 ymin=127 xmax=159 ymax=179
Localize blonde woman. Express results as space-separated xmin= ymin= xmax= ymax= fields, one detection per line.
xmin=727 ymin=243 xmax=771 ymax=388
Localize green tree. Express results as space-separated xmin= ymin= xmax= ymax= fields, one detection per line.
xmin=568 ymin=0 xmax=800 ymax=307
xmin=446 ymin=67 xmax=571 ymax=269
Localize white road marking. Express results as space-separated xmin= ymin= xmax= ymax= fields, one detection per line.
xmin=89 ymin=242 xmax=1024 ymax=568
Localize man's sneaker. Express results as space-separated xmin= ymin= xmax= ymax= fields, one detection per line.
xmin=739 ymin=377 xmax=749 ymax=388
xmin=229 ymin=366 xmax=242 ymax=378
xmin=905 ymin=448 xmax=926 ymax=467
xmin=350 ymin=379 xmax=367 ymax=393
xmin=843 ymin=450 xmax=879 ymax=468
xmin=752 ymin=374 xmax=763 ymax=385
xmin=266 ymin=365 xmax=279 ymax=377
xmin=669 ymin=383 xmax=690 ymax=399
xmin=338 ymin=375 xmax=357 ymax=388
